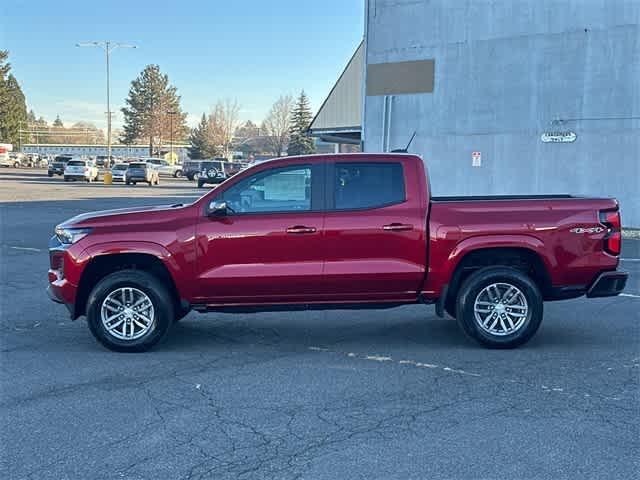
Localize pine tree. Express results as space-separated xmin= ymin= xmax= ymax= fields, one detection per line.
xmin=121 ymin=64 xmax=188 ymax=155
xmin=287 ymin=90 xmax=315 ymax=156
xmin=188 ymin=113 xmax=218 ymax=159
xmin=53 ymin=115 xmax=63 ymax=127
xmin=0 ymin=52 xmax=28 ymax=146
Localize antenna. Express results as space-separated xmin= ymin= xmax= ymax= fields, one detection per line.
xmin=391 ymin=131 xmax=416 ymax=153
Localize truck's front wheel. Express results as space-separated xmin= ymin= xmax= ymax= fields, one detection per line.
xmin=86 ymin=270 xmax=174 ymax=352
xmin=456 ymin=267 xmax=543 ymax=349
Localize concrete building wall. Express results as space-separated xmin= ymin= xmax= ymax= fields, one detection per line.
xmin=363 ymin=0 xmax=640 ymax=226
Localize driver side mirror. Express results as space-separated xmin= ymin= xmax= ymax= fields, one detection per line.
xmin=207 ymin=200 xmax=230 ymax=216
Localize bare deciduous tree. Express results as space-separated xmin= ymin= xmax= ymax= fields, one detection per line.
xmin=208 ymin=98 xmax=240 ymax=157
xmin=261 ymin=95 xmax=293 ymax=157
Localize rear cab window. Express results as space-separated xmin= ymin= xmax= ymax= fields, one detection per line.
xmin=333 ymin=162 xmax=405 ymax=210
xmin=128 ymin=163 xmax=147 ymax=169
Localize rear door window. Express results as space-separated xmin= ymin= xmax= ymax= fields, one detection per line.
xmin=333 ymin=162 xmax=405 ymax=210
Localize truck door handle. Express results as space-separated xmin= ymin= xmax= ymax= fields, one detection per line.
xmin=383 ymin=223 xmax=413 ymax=232
xmin=286 ymin=225 xmax=317 ymax=234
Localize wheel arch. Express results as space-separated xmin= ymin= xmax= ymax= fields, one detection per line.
xmin=443 ymin=242 xmax=553 ymax=316
xmin=75 ymin=247 xmax=187 ymax=319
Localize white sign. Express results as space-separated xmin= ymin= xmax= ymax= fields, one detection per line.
xmin=472 ymin=151 xmax=481 ymax=167
xmin=541 ymin=131 xmax=577 ymax=143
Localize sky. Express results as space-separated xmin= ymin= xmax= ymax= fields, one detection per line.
xmin=1 ymin=0 xmax=364 ymax=131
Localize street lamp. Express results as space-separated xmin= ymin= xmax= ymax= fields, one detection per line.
xmin=166 ymin=110 xmax=177 ymax=163
xmin=76 ymin=41 xmax=137 ymax=164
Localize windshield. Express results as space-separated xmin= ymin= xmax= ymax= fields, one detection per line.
xmin=67 ymin=160 xmax=86 ymax=166
xmin=54 ymin=156 xmax=72 ymax=162
xmin=112 ymin=164 xmax=128 ymax=170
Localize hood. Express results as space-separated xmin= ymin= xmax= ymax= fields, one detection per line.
xmin=60 ymin=204 xmax=187 ymax=228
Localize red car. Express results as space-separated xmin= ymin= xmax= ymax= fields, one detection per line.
xmin=47 ymin=153 xmax=627 ymax=352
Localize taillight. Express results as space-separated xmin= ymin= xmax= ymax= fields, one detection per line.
xmin=599 ymin=209 xmax=621 ymax=256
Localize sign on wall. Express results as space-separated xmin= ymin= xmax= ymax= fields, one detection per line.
xmin=472 ymin=151 xmax=482 ymax=167
xmin=541 ymin=131 xmax=577 ymax=143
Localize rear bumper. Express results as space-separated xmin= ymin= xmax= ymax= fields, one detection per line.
xmin=586 ymin=271 xmax=628 ymax=298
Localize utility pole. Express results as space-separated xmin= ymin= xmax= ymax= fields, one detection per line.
xmin=167 ymin=110 xmax=177 ymax=163
xmin=76 ymin=41 xmax=137 ymax=165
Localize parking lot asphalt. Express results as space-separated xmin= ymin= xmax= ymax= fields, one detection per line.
xmin=1 ymin=168 xmax=639 ymax=480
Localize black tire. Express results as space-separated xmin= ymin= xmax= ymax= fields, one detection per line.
xmin=48 ymin=172 xmax=53 ymax=177
xmin=64 ymin=177 xmax=69 ymax=182
xmin=455 ymin=267 xmax=543 ymax=349
xmin=86 ymin=270 xmax=174 ymax=352
xmin=174 ymin=170 xmax=183 ymax=178
xmin=186 ymin=174 xmax=193 ymax=181
xmin=125 ymin=180 xmax=130 ymax=185
xmin=133 ymin=182 xmax=137 ymax=185
xmin=147 ymin=180 xmax=152 ymax=186
xmin=197 ymin=180 xmax=204 ymax=188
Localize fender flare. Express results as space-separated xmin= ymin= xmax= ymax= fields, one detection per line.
xmin=445 ymin=234 xmax=556 ymax=287
xmin=79 ymin=240 xmax=187 ymax=301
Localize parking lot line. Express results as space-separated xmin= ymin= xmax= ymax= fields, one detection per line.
xmin=9 ymin=246 xmax=42 ymax=252
xmin=619 ymin=293 xmax=640 ymax=299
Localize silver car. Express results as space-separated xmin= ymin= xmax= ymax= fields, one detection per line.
xmin=143 ymin=158 xmax=183 ymax=178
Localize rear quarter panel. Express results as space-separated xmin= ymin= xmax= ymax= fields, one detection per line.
xmin=423 ymin=197 xmax=620 ymax=298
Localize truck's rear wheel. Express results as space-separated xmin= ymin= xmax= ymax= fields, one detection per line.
xmin=86 ymin=270 xmax=174 ymax=352
xmin=455 ymin=267 xmax=543 ymax=349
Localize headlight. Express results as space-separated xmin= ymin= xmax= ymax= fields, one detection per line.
xmin=55 ymin=226 xmax=92 ymax=244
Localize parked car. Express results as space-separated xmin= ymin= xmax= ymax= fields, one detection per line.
xmin=63 ymin=159 xmax=99 ymax=182
xmin=0 ymin=153 xmax=20 ymax=168
xmin=196 ymin=159 xmax=247 ymax=187
xmin=48 ymin=155 xmax=74 ymax=176
xmin=183 ymin=160 xmax=203 ymax=180
xmin=47 ymin=153 xmax=628 ymax=352
xmin=23 ymin=153 xmax=46 ymax=168
xmin=95 ymin=155 xmax=115 ymax=168
xmin=110 ymin=163 xmax=129 ymax=182
xmin=197 ymin=160 xmax=227 ymax=187
xmin=144 ymin=158 xmax=183 ymax=177
xmin=125 ymin=162 xmax=160 ymax=186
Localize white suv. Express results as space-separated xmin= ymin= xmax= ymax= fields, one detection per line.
xmin=63 ymin=159 xmax=99 ymax=182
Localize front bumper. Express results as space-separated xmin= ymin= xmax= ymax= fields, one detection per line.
xmin=586 ymin=271 xmax=628 ymax=298
xmin=47 ymin=237 xmax=78 ymax=316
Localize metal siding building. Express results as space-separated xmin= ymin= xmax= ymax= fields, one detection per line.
xmin=362 ymin=0 xmax=640 ymax=227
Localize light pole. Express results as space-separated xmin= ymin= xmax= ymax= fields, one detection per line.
xmin=166 ymin=110 xmax=177 ymax=163
xmin=76 ymin=41 xmax=137 ymax=165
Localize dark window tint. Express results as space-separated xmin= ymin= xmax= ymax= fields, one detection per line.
xmin=220 ymin=165 xmax=311 ymax=213
xmin=128 ymin=163 xmax=147 ymax=168
xmin=334 ymin=162 xmax=405 ymax=210
xmin=67 ymin=160 xmax=86 ymax=166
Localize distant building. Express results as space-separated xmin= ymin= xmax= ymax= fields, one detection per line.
xmin=22 ymin=144 xmax=190 ymax=162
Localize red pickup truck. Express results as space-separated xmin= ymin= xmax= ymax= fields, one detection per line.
xmin=48 ymin=153 xmax=627 ymax=352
